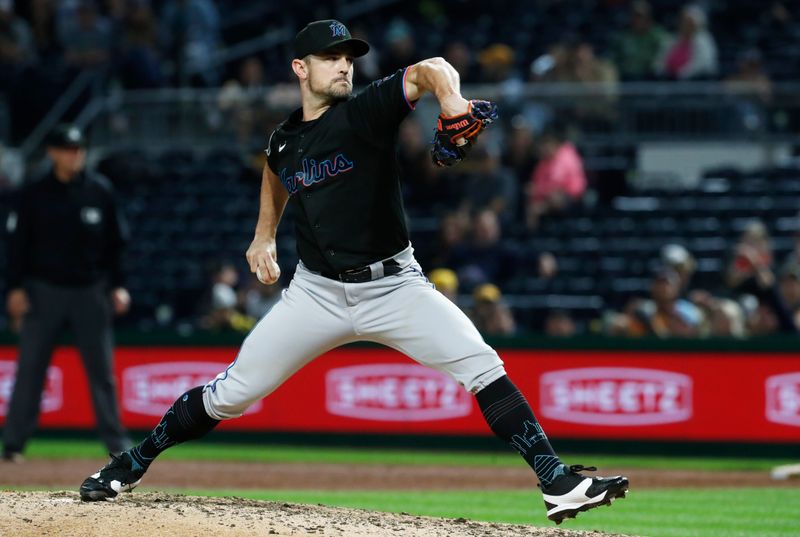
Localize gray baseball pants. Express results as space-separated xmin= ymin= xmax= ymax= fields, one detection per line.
xmin=203 ymin=245 xmax=506 ymax=420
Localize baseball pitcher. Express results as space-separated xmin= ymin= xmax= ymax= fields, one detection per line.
xmin=79 ymin=20 xmax=628 ymax=524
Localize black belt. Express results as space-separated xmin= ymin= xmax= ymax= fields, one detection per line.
xmin=321 ymin=259 xmax=402 ymax=283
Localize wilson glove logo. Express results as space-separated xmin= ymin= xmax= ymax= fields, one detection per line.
xmin=123 ymin=362 xmax=262 ymax=416
xmin=765 ymin=372 xmax=800 ymax=427
xmin=0 ymin=361 xmax=63 ymax=416
xmin=540 ymin=367 xmax=692 ymax=426
xmin=326 ymin=364 xmax=472 ymax=421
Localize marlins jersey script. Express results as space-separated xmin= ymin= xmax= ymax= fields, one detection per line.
xmin=265 ymin=68 xmax=416 ymax=273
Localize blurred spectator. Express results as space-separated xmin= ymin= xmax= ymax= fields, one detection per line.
xmin=402 ymin=140 xmax=459 ymax=216
xmin=778 ymin=265 xmax=800 ymax=328
xmin=611 ymin=1 xmax=667 ymax=80
xmin=106 ymin=0 xmax=127 ymax=21
xmin=379 ymin=18 xmax=416 ymax=74
xmin=689 ymin=290 xmax=746 ymax=338
xmin=655 ymin=4 xmax=718 ymax=80
xmin=397 ymin=117 xmax=431 ymax=204
xmin=428 ymin=268 xmax=459 ymax=303
xmin=781 ymin=226 xmax=800 ymax=273
xmin=546 ymin=38 xmax=618 ymax=129
xmin=725 ymin=220 xmax=798 ymax=334
xmin=477 ymin=43 xmax=518 ymax=84
xmin=526 ymin=127 xmax=587 ymax=230
xmin=744 ymin=297 xmax=780 ymax=336
xmin=548 ymin=38 xmax=618 ymax=86
xmin=538 ymin=251 xmax=558 ymax=280
xmin=116 ymin=0 xmax=164 ymax=89
xmin=660 ymin=243 xmax=696 ymax=295
xmin=59 ymin=0 xmax=112 ymax=71
xmin=724 ymin=49 xmax=772 ymax=103
xmin=351 ymin=24 xmax=379 ymax=84
xmin=443 ymin=41 xmax=478 ymax=84
xmin=501 ymin=116 xmax=537 ymax=187
xmin=456 ymin=146 xmax=519 ymax=224
xmin=529 ymin=44 xmax=563 ymax=82
xmin=243 ymin=273 xmax=281 ymax=319
xmin=712 ymin=299 xmax=747 ymax=338
xmin=759 ymin=2 xmax=796 ymax=44
xmin=217 ymin=56 xmax=268 ymax=146
xmin=200 ymin=262 xmax=251 ymax=331
xmin=724 ymin=49 xmax=772 ymax=131
xmin=161 ymin=0 xmax=221 ymax=86
xmin=620 ymin=267 xmax=703 ymax=337
xmin=0 ymin=0 xmax=36 ymax=90
xmin=469 ymin=283 xmax=516 ymax=336
xmin=417 ymin=210 xmax=470 ymax=270
xmin=544 ymin=310 xmax=577 ymax=337
xmin=448 ymin=209 xmax=518 ymax=291
xmin=26 ymin=0 xmax=58 ymax=57
xmin=726 ymin=220 xmax=773 ymax=291
xmin=0 ymin=142 xmax=24 ymax=189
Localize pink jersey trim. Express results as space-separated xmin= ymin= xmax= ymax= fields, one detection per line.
xmin=402 ymin=67 xmax=417 ymax=110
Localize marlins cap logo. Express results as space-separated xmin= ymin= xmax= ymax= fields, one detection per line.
xmin=330 ymin=21 xmax=346 ymax=37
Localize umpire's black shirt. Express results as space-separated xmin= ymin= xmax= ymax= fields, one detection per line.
xmin=265 ymin=68 xmax=416 ymax=273
xmin=6 ymin=169 xmax=128 ymax=289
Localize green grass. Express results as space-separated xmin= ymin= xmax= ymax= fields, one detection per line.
xmin=157 ymin=487 xmax=800 ymax=537
xmin=10 ymin=439 xmax=800 ymax=536
xmin=20 ymin=438 xmax=796 ymax=471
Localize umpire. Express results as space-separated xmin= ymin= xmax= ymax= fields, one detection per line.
xmin=2 ymin=124 xmax=131 ymax=461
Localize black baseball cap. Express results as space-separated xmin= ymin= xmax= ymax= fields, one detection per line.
xmin=294 ymin=20 xmax=370 ymax=59
xmin=46 ymin=124 xmax=86 ymax=148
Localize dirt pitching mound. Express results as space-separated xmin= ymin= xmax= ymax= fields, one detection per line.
xmin=0 ymin=491 xmax=635 ymax=537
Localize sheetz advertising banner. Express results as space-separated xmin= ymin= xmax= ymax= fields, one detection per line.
xmin=0 ymin=346 xmax=798 ymax=442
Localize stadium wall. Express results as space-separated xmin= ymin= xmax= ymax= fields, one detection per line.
xmin=0 ymin=335 xmax=797 ymax=447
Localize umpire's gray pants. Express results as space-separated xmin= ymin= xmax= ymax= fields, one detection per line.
xmin=2 ymin=279 xmax=130 ymax=454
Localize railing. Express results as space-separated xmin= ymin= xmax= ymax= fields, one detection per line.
xmin=73 ymin=81 xmax=800 ymax=154
xmin=18 ymin=70 xmax=104 ymax=159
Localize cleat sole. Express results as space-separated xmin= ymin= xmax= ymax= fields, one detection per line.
xmin=80 ymin=489 xmax=116 ymax=502
xmin=547 ymin=480 xmax=629 ymax=524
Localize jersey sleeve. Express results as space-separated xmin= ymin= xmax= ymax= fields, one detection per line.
xmin=264 ymin=129 xmax=279 ymax=174
xmin=346 ymin=67 xmax=417 ymax=143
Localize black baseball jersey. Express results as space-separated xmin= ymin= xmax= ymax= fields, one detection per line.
xmin=6 ymin=170 xmax=128 ymax=288
xmin=265 ymin=68 xmax=416 ymax=274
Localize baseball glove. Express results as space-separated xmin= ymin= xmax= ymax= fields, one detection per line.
xmin=431 ymin=100 xmax=498 ymax=167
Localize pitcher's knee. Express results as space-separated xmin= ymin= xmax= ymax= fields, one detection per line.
xmin=439 ymin=349 xmax=506 ymax=394
xmin=465 ymin=362 xmax=507 ymax=394
xmin=202 ymin=381 xmax=260 ymax=420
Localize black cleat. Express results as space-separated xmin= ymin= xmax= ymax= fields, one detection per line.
xmin=80 ymin=452 xmax=145 ymax=502
xmin=1 ymin=450 xmax=24 ymax=463
xmin=540 ymin=464 xmax=629 ymax=524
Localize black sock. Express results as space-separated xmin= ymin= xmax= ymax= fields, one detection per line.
xmin=476 ymin=375 xmax=565 ymax=487
xmin=128 ymin=386 xmax=220 ymax=471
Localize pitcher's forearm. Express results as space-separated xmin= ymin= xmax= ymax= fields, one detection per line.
xmin=405 ymin=58 xmax=468 ymax=116
xmin=254 ymin=165 xmax=288 ymax=238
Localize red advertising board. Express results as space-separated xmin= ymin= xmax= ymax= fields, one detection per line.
xmin=0 ymin=345 xmax=799 ymax=442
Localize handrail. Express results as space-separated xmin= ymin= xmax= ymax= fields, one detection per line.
xmin=27 ymin=79 xmax=800 ymax=159
xmin=19 ymin=70 xmax=99 ymax=158
xmin=186 ymin=27 xmax=294 ymax=76
xmin=75 ymin=80 xmax=800 ymax=101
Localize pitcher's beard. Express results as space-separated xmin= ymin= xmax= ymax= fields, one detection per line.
xmin=324 ymin=83 xmax=351 ymax=102
xmin=310 ymin=77 xmax=352 ymax=105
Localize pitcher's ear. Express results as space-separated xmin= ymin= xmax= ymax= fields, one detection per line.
xmin=292 ymin=58 xmax=308 ymax=80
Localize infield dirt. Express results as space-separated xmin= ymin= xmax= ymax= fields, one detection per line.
xmin=0 ymin=490 xmax=634 ymax=537
xmin=0 ymin=458 xmax=784 ymax=537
